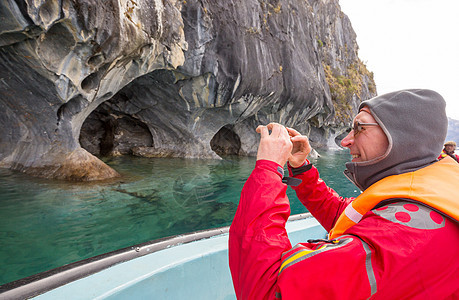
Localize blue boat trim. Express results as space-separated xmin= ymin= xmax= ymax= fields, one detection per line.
xmin=0 ymin=213 xmax=315 ymax=300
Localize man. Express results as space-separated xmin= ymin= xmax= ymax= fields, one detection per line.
xmin=438 ymin=141 xmax=459 ymax=162
xmin=229 ymin=89 xmax=459 ymax=299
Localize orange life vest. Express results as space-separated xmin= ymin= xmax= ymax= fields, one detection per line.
xmin=329 ymin=156 xmax=459 ymax=239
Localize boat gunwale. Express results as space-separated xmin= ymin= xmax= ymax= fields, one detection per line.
xmin=0 ymin=213 xmax=314 ymax=299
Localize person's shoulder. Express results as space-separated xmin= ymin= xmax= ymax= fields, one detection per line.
xmin=370 ymin=202 xmax=447 ymax=230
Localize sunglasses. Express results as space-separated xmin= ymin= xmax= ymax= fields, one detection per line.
xmin=353 ymin=121 xmax=379 ymax=136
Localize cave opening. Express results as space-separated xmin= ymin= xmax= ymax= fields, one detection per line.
xmin=210 ymin=124 xmax=241 ymax=157
xmin=79 ymin=103 xmax=153 ymax=157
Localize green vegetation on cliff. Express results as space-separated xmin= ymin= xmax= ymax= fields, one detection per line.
xmin=323 ymin=60 xmax=376 ymax=124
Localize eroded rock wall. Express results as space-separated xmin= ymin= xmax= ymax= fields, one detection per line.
xmin=0 ymin=0 xmax=187 ymax=179
xmin=0 ymin=0 xmax=375 ymax=180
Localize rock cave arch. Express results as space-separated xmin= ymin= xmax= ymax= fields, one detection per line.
xmin=210 ymin=124 xmax=242 ymax=157
xmin=79 ymin=100 xmax=153 ymax=157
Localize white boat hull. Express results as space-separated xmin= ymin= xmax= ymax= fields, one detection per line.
xmin=1 ymin=214 xmax=326 ymax=300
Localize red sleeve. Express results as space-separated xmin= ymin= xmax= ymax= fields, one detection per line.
xmin=289 ymin=163 xmax=354 ymax=232
xmin=229 ymin=161 xmax=373 ymax=299
xmin=229 ymin=160 xmax=291 ymax=299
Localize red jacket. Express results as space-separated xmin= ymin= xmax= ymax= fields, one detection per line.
xmin=438 ymin=150 xmax=459 ymax=162
xmin=229 ymin=160 xmax=459 ymax=299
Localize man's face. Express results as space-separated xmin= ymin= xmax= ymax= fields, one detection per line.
xmin=340 ymin=108 xmax=389 ymax=162
xmin=445 ymin=145 xmax=456 ymax=153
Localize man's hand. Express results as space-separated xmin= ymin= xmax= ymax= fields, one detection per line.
xmin=256 ymin=123 xmax=293 ymax=167
xmin=286 ymin=127 xmax=311 ymax=168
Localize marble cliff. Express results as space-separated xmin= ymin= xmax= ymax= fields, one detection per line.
xmin=0 ymin=0 xmax=376 ymax=180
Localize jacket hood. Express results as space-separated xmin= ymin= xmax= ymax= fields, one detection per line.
xmin=344 ymin=89 xmax=447 ymax=191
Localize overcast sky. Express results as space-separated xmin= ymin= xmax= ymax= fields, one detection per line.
xmin=339 ymin=0 xmax=459 ymax=120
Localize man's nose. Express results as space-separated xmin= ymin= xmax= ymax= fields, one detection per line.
xmin=340 ymin=130 xmax=354 ymax=148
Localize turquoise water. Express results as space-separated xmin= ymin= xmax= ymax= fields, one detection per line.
xmin=0 ymin=150 xmax=359 ymax=286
